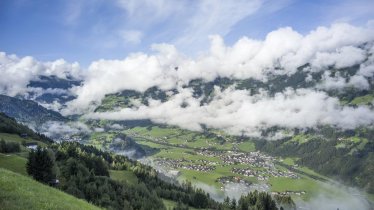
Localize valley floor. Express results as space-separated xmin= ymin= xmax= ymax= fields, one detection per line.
xmin=82 ymin=125 xmax=374 ymax=206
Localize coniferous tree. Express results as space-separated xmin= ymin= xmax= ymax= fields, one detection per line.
xmin=0 ymin=139 xmax=6 ymax=152
xmin=26 ymin=147 xmax=56 ymax=183
xmin=0 ymin=138 xmax=19 ymax=153
xmin=230 ymin=198 xmax=237 ymax=210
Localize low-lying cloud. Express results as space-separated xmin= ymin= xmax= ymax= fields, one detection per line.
xmin=1 ymin=22 xmax=374 ymax=136
xmin=0 ymin=52 xmax=82 ymax=97
xmin=39 ymin=121 xmax=91 ymax=139
xmin=295 ymin=182 xmax=372 ymax=210
xmin=86 ymin=87 xmax=374 ymax=137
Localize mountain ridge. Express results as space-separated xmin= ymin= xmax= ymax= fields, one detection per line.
xmin=0 ymin=94 xmax=66 ymax=126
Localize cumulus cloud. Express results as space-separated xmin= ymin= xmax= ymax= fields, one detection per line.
xmin=317 ymin=44 xmax=374 ymax=91
xmin=317 ymin=71 xmax=370 ymax=91
xmin=65 ymin=23 xmax=374 ymax=114
xmin=348 ymin=75 xmax=370 ymax=90
xmin=311 ymin=46 xmax=366 ymax=69
xmin=86 ymin=87 xmax=374 ymax=137
xmin=64 ymin=48 xmax=180 ymax=114
xmin=0 ymin=52 xmax=82 ymax=96
xmin=358 ymin=45 xmax=374 ymax=77
xmin=359 ymin=63 xmax=374 ymax=77
xmin=2 ymin=22 xmax=374 ymax=135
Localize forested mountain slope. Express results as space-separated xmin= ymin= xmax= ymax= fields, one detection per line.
xmin=0 ymin=95 xmax=65 ymax=125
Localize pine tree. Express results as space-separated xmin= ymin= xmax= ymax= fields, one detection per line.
xmin=0 ymin=138 xmax=6 ymax=152
xmin=26 ymin=147 xmax=55 ymax=183
xmin=230 ymin=198 xmax=237 ymax=210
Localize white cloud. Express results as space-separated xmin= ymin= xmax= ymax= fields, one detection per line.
xmin=64 ymin=23 xmax=374 ymax=114
xmin=38 ymin=101 xmax=64 ymax=112
xmin=86 ymin=87 xmax=374 ymax=137
xmin=359 ymin=64 xmax=374 ymax=77
xmin=39 ymin=121 xmax=91 ymax=138
xmin=311 ymin=46 xmax=366 ymax=69
xmin=297 ymin=183 xmax=371 ymax=210
xmin=279 ymin=23 xmax=373 ymax=72
xmin=0 ymin=53 xmax=40 ymax=96
xmin=317 ymin=72 xmax=348 ymax=90
xmin=0 ymin=52 xmax=82 ymax=97
xmin=64 ymin=47 xmax=180 ymax=114
xmin=358 ymin=45 xmax=374 ymax=77
xmin=2 ymin=22 xmax=374 ymax=135
xmin=109 ymin=123 xmax=124 ymax=130
xmin=349 ymin=75 xmax=370 ymax=90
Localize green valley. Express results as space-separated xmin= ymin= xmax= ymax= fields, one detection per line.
xmin=80 ymin=123 xmax=374 ymax=204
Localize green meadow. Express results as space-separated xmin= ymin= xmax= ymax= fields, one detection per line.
xmin=0 ymin=168 xmax=101 ymax=210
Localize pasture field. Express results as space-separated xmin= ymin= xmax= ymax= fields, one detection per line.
xmin=0 ymin=168 xmax=102 ymax=210
xmin=109 ymin=169 xmax=138 ymax=185
xmin=0 ymin=153 xmax=27 ymax=175
xmin=86 ymin=124 xmax=368 ymax=202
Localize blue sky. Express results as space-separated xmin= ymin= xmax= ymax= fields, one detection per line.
xmin=0 ymin=0 xmax=373 ymax=67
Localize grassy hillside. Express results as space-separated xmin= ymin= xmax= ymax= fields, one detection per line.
xmin=0 ymin=132 xmax=48 ymax=175
xmin=0 ymin=112 xmax=53 ymax=144
xmin=0 ymin=133 xmax=47 ymax=146
xmin=0 ymin=168 xmax=101 ymax=210
xmin=255 ymin=129 xmax=374 ymax=194
xmin=0 ymin=153 xmax=27 ymax=175
xmin=162 ymin=199 xmax=201 ymax=210
xmin=348 ymin=94 xmax=374 ymax=105
xmin=109 ymin=169 xmax=138 ymax=185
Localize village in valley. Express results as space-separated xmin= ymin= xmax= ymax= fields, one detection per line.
xmin=75 ymin=125 xmax=324 ymax=199
xmin=153 ymin=149 xmax=300 ymax=183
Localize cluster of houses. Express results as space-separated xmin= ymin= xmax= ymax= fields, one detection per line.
xmin=217 ymin=176 xmax=251 ymax=186
xmin=57 ymin=135 xmax=82 ymax=142
xmin=231 ymin=167 xmax=298 ymax=180
xmin=128 ymin=130 xmax=303 ymax=187
xmin=154 ymin=157 xmax=186 ymax=168
xmin=268 ymin=170 xmax=298 ymax=179
xmin=153 ymin=157 xmax=216 ymax=172
xmin=271 ymin=191 xmax=306 ymax=196
xmin=231 ymin=167 xmax=257 ymax=177
xmin=153 ymin=146 xmax=300 ymax=181
xmin=127 ymin=130 xmax=312 ymax=198
xmin=181 ymin=164 xmax=215 ymax=172
xmin=197 ymin=149 xmax=222 ymax=157
xmin=220 ymin=151 xmax=275 ymax=167
xmin=124 ymin=130 xmax=312 ymax=199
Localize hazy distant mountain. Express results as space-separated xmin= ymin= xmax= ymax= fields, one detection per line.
xmin=0 ymin=94 xmax=66 ymax=125
xmin=27 ymin=75 xmax=81 ymax=105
